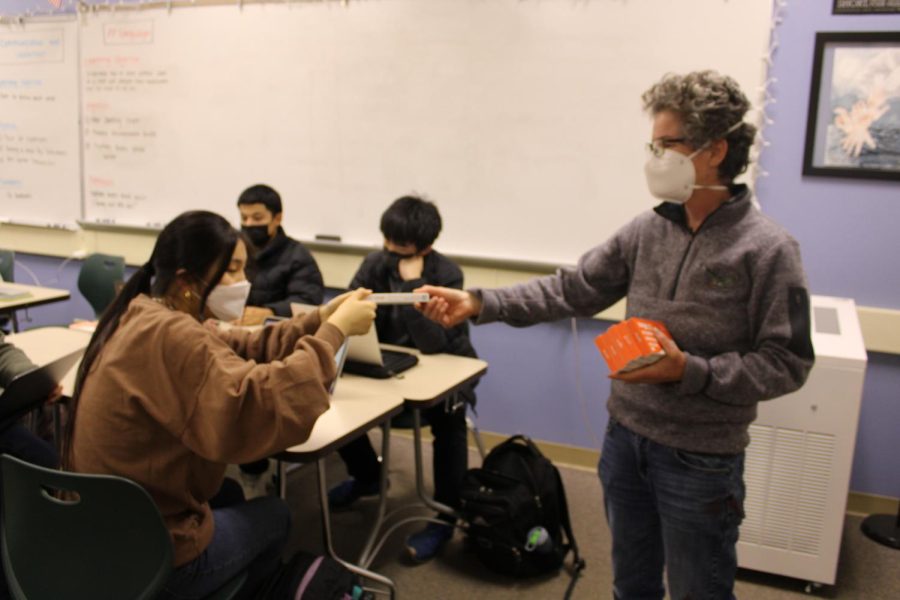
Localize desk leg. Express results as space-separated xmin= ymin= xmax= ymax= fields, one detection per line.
xmin=52 ymin=403 xmax=63 ymax=454
xmin=315 ymin=459 xmax=396 ymax=598
xmin=277 ymin=459 xmax=287 ymax=499
xmin=358 ymin=420 xmax=391 ymax=568
xmin=411 ymin=407 xmax=457 ymax=518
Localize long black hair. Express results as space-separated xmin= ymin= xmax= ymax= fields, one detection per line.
xmin=63 ymin=210 xmax=239 ymax=467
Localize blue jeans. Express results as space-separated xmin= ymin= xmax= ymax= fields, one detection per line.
xmin=599 ymin=420 xmax=744 ymax=600
xmin=160 ymin=496 xmax=290 ymax=600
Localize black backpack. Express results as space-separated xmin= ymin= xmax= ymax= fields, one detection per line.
xmin=459 ymin=435 xmax=585 ymax=597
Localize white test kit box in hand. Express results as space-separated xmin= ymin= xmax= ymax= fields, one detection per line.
xmin=367 ymin=293 xmax=429 ymax=305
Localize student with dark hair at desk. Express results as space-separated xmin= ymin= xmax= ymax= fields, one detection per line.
xmin=236 ymin=183 xmax=325 ymax=326
xmin=0 ymin=333 xmax=61 ymax=600
xmin=328 ymin=195 xmax=479 ymax=563
xmin=63 ymin=210 xmax=375 ymax=600
xmin=236 ymin=183 xmax=327 ymax=495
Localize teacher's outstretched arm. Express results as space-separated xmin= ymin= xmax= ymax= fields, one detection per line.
xmin=414 ymin=285 xmax=482 ymax=328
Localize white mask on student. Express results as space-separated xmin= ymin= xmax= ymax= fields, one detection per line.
xmin=206 ymin=280 xmax=252 ymax=322
xmin=643 ymin=121 xmax=744 ymax=204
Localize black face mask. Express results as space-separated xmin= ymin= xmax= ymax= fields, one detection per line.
xmin=380 ymin=248 xmax=417 ymax=276
xmin=242 ymin=225 xmax=272 ymax=248
xmin=383 ymin=249 xmax=417 ymax=261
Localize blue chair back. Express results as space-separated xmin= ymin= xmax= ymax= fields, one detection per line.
xmin=77 ymin=253 xmax=125 ymax=317
xmin=1 ymin=454 xmax=173 ymax=600
xmin=0 ymin=250 xmax=13 ymax=282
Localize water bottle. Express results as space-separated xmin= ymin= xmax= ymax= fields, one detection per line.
xmin=524 ymin=526 xmax=553 ymax=554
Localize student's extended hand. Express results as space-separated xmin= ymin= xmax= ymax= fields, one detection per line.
xmin=414 ymin=285 xmax=482 ymax=328
xmin=326 ymin=288 xmax=376 ymax=336
xmin=239 ymin=306 xmax=274 ymax=326
xmin=610 ymin=330 xmax=686 ymax=384
xmin=318 ymin=290 xmax=356 ymax=322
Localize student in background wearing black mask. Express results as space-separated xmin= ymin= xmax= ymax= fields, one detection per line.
xmin=236 ymin=184 xmax=326 ymax=498
xmin=236 ymin=184 xmax=324 ymax=326
xmin=328 ymin=195 xmax=480 ymax=564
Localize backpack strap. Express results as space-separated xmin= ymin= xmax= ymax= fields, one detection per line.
xmin=554 ymin=468 xmax=586 ymax=600
xmin=493 ymin=434 xmax=540 ymax=456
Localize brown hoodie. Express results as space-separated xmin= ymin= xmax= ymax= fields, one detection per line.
xmin=72 ymin=295 xmax=343 ymax=566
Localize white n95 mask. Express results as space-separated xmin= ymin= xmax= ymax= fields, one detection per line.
xmin=206 ymin=280 xmax=252 ymax=322
xmin=643 ymin=146 xmax=727 ymax=204
xmin=644 ymin=121 xmax=744 ymax=204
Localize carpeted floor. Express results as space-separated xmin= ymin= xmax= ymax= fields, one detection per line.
xmin=280 ymin=430 xmax=900 ymax=599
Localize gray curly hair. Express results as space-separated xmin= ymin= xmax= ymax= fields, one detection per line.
xmin=642 ymin=70 xmax=757 ymax=182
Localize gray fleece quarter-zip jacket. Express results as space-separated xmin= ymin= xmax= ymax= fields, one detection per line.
xmin=475 ymin=185 xmax=814 ymax=454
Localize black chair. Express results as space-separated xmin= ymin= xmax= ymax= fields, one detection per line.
xmin=77 ymin=253 xmax=125 ymax=317
xmin=0 ymin=454 xmax=246 ymax=600
xmin=0 ymin=250 xmax=13 ymax=283
xmin=0 ymin=249 xmax=17 ymax=333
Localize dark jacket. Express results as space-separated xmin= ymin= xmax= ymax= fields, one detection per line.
xmin=0 ymin=332 xmax=34 ymax=392
xmin=247 ymin=227 xmax=324 ymax=316
xmin=350 ymin=250 xmax=479 ymax=402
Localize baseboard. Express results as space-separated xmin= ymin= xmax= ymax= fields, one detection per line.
xmin=846 ymin=492 xmax=900 ymax=517
xmin=395 ymin=428 xmax=899 ymax=516
xmin=393 ymin=427 xmax=600 ymax=472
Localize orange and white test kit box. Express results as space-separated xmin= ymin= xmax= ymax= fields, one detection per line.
xmin=594 ymin=317 xmax=673 ymax=374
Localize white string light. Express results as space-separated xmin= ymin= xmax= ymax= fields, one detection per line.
xmin=750 ymin=0 xmax=788 ymax=187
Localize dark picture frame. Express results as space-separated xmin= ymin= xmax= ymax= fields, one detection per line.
xmin=803 ymin=31 xmax=900 ymax=181
xmin=833 ymin=1 xmax=900 ymax=15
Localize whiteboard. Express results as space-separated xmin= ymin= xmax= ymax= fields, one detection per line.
xmin=79 ymin=0 xmax=772 ymax=264
xmin=0 ymin=17 xmax=80 ymax=228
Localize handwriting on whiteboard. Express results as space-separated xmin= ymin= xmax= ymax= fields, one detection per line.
xmin=0 ymin=29 xmax=63 ymax=65
xmin=103 ymin=22 xmax=154 ymax=46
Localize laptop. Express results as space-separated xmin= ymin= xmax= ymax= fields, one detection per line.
xmin=0 ymin=347 xmax=84 ymax=431
xmin=343 ymin=324 xmax=418 ymax=379
xmin=289 ymin=302 xmax=418 ymax=379
xmin=329 ymin=339 xmax=350 ymax=394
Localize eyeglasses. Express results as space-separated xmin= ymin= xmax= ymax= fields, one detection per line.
xmin=646 ymin=137 xmax=687 ymax=158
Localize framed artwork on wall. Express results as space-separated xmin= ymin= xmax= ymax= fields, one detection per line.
xmin=832 ymin=1 xmax=900 ymax=15
xmin=803 ymin=31 xmax=900 ymax=181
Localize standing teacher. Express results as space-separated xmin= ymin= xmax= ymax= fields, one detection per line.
xmin=417 ymin=71 xmax=815 ymax=600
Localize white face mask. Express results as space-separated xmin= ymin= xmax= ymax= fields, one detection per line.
xmin=205 ymin=280 xmax=251 ymax=322
xmin=643 ymin=121 xmax=744 ymax=204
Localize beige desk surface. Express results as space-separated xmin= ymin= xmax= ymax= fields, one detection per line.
xmin=375 ymin=345 xmax=488 ymax=405
xmin=5 ymin=327 xmax=90 ymax=395
xmin=0 ymin=282 xmax=71 ymax=310
xmin=279 ymin=375 xmax=404 ymax=461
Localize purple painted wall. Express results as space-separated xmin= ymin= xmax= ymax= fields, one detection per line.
xmin=756 ymin=3 xmax=900 ymax=309
xmin=2 ymin=1 xmax=897 ymax=498
xmin=755 ymin=3 xmax=900 ymax=498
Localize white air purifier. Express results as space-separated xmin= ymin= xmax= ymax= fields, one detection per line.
xmin=737 ymin=295 xmax=867 ymax=587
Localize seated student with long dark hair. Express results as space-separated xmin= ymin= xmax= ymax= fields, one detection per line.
xmin=63 ymin=210 xmax=375 ymax=600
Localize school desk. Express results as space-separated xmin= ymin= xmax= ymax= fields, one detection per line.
xmin=0 ymin=283 xmax=72 ymax=332
xmin=277 ymin=376 xmax=404 ymax=598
